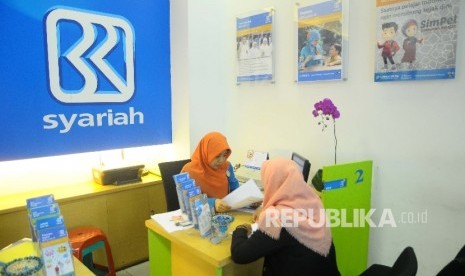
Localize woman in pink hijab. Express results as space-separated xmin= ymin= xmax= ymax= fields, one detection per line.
xmin=231 ymin=158 xmax=340 ymax=276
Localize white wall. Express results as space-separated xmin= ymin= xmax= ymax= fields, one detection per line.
xmin=187 ymin=1 xmax=230 ymax=144
xmin=170 ymin=0 xmax=191 ymax=159
xmin=1 ymin=1 xmax=463 ymax=273
xmin=181 ymin=0 xmax=465 ymax=274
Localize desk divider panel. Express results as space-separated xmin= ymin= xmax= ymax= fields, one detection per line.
xmin=322 ymin=160 xmax=373 ymax=276
xmin=148 ymin=230 xmax=171 ymax=276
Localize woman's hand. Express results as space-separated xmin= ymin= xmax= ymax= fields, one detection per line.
xmin=215 ymin=199 xmax=232 ymax=213
xmin=252 ymin=206 xmax=262 ymax=222
xmin=235 ymin=223 xmax=252 ymax=236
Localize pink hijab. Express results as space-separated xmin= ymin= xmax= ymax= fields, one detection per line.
xmin=257 ymin=158 xmax=332 ymax=256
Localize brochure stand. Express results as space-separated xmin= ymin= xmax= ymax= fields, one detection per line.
xmin=26 ymin=194 xmax=75 ymax=276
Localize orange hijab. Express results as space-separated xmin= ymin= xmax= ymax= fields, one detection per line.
xmin=257 ymin=158 xmax=332 ymax=256
xmin=182 ymin=132 xmax=231 ymax=198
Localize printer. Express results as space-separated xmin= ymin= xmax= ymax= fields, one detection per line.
xmin=92 ymin=163 xmax=145 ymax=185
xmin=235 ymin=165 xmax=263 ymax=190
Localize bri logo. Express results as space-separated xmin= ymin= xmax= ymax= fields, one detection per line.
xmin=45 ymin=8 xmax=135 ymax=103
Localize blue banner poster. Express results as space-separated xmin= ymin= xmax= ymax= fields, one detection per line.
xmin=297 ymin=0 xmax=347 ymax=82
xmin=374 ymin=0 xmax=460 ymax=82
xmin=0 ymin=1 xmax=172 ymax=161
xmin=236 ymin=10 xmax=274 ymax=83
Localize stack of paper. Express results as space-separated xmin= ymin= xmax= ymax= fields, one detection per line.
xmin=151 ymin=209 xmax=194 ymax=233
xmin=222 ymin=179 xmax=263 ymax=209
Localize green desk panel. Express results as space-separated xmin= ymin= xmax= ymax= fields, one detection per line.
xmin=322 ymin=160 xmax=373 ymax=276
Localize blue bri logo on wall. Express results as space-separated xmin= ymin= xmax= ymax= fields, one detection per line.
xmin=0 ymin=1 xmax=172 ymax=161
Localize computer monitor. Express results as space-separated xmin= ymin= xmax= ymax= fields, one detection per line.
xmin=291 ymin=152 xmax=311 ymax=182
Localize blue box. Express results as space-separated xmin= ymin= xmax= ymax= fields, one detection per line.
xmin=37 ymin=225 xmax=68 ymax=243
xmin=36 ymin=215 xmax=65 ymax=230
xmin=173 ymin=172 xmax=190 ymax=184
xmin=26 ymin=194 xmax=55 ymax=209
xmin=29 ymin=203 xmax=60 ymax=219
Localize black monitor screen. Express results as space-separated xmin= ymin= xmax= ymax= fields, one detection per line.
xmin=291 ymin=152 xmax=311 ymax=182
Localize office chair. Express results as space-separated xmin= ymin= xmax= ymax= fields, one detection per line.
xmin=158 ymin=159 xmax=191 ymax=211
xmin=359 ymin=246 xmax=417 ymax=276
xmin=437 ymin=244 xmax=465 ymax=275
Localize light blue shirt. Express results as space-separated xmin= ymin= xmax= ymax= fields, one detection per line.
xmin=300 ymin=44 xmax=323 ymax=67
xmin=207 ymin=162 xmax=239 ymax=209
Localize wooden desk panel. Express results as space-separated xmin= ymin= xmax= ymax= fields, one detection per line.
xmin=0 ymin=175 xmax=165 ymax=270
xmin=106 ymin=187 xmax=152 ymax=267
xmin=0 ymin=210 xmax=30 ymax=247
xmin=60 ymin=196 xmax=109 ymax=231
xmin=0 ymin=175 xmax=162 ymax=215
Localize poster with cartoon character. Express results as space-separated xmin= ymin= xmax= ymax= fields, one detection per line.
xmin=297 ymin=0 xmax=348 ymax=82
xmin=375 ymin=0 xmax=460 ymax=82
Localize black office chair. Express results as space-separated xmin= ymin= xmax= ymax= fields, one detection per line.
xmin=158 ymin=159 xmax=191 ymax=211
xmin=359 ymin=246 xmax=417 ymax=276
xmin=437 ymin=244 xmax=465 ymax=275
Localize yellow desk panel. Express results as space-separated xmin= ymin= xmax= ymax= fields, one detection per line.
xmin=0 ymin=174 xmax=161 ymax=215
xmin=146 ymin=211 xmax=263 ymax=276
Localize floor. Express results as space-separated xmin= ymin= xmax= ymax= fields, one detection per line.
xmin=116 ymin=261 xmax=149 ymax=276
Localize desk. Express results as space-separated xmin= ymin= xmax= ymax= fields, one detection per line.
xmin=0 ymin=174 xmax=166 ymax=269
xmin=0 ymin=239 xmax=94 ymax=276
xmin=145 ymin=212 xmax=263 ymax=276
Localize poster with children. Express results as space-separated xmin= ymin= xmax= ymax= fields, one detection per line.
xmin=236 ymin=10 xmax=274 ymax=83
xmin=297 ymin=0 xmax=347 ymax=82
xmin=374 ymin=0 xmax=460 ymax=82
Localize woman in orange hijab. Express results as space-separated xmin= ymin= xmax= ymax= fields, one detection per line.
xmin=182 ymin=132 xmax=239 ymax=213
xmin=231 ymin=158 xmax=340 ymax=275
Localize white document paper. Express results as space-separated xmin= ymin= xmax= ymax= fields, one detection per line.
xmin=236 ymin=206 xmax=258 ymax=214
xmin=222 ymin=179 xmax=263 ymax=209
xmin=151 ymin=209 xmax=193 ymax=233
xmin=244 ymin=150 xmax=268 ymax=169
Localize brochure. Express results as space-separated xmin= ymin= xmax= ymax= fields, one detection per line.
xmin=222 ymin=179 xmax=263 ymax=209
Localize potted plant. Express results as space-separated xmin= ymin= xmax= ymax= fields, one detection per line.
xmin=311 ymin=98 xmax=340 ymax=192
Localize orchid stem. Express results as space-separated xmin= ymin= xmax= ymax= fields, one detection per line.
xmin=333 ymin=119 xmax=337 ymax=164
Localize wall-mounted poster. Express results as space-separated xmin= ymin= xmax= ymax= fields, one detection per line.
xmin=296 ymin=0 xmax=348 ymax=83
xmin=0 ymin=1 xmax=172 ymax=161
xmin=236 ymin=9 xmax=274 ymax=83
xmin=374 ymin=0 xmax=460 ymax=82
